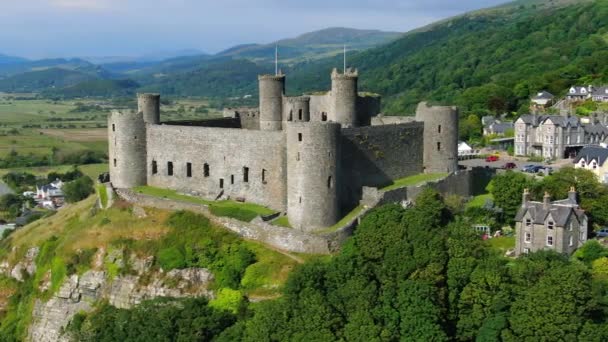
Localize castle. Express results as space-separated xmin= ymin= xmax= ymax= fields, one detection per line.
xmin=108 ymin=69 xmax=459 ymax=232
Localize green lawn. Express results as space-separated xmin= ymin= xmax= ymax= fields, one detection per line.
xmin=381 ymin=173 xmax=448 ymax=191
xmin=0 ymin=163 xmax=108 ymax=181
xmin=488 ymin=236 xmax=516 ymax=253
xmin=271 ymin=216 xmax=292 ymax=228
xmin=97 ymin=184 xmax=108 ymax=208
xmin=466 ymin=193 xmax=494 ymax=209
xmin=317 ymin=205 xmax=364 ymax=234
xmin=133 ymin=186 xmax=275 ymax=222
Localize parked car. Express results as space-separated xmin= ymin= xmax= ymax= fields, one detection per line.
xmin=503 ymin=162 xmax=517 ymax=170
xmin=596 ymin=228 xmax=608 ymax=238
xmin=522 ymin=165 xmax=544 ymax=173
xmin=486 ymin=155 xmax=499 ymax=162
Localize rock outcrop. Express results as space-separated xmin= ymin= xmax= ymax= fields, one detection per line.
xmin=27 ymin=253 xmax=214 ymax=342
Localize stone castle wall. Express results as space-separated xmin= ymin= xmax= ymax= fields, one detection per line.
xmin=108 ymin=111 xmax=147 ymax=189
xmin=340 ymin=122 xmax=424 ymax=211
xmin=146 ymin=124 xmax=287 ymax=211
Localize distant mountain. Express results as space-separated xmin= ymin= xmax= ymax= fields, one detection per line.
xmin=0 ymin=68 xmax=99 ymax=92
xmin=0 ymin=58 xmax=112 ymax=78
xmin=217 ymin=27 xmax=403 ymax=64
xmin=284 ymin=0 xmax=605 ymax=114
xmin=0 ymin=54 xmax=28 ymax=65
xmin=43 ymin=79 xmax=140 ymax=98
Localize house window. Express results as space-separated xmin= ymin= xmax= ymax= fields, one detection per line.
xmin=437 ymin=142 xmax=441 ymax=151
xmin=547 ymin=236 xmax=553 ymax=246
xmin=523 ymin=248 xmax=530 ymax=255
xmin=204 ymin=163 xmax=210 ymax=177
xmin=525 ymin=219 xmax=532 ymax=227
xmin=569 ymin=235 xmax=574 ymax=247
xmin=219 ymin=178 xmax=224 ymax=189
xmin=113 ymin=158 xmax=117 ymax=167
xmin=321 ymin=112 xmax=327 ymax=121
xmin=186 ymin=162 xmax=192 ymax=178
xmin=580 ymin=230 xmax=586 ymax=241
xmin=167 ymin=162 xmax=174 ymax=176
xmin=262 ymin=169 xmax=267 ymax=183
xmin=525 ymin=232 xmax=531 ymax=243
xmin=152 ymin=160 xmax=158 ymax=175
xmin=243 ymin=167 xmax=249 ymax=183
xmin=569 ymin=221 xmax=573 ymax=231
xmin=547 ymin=221 xmax=554 ymax=230
xmin=298 ymin=109 xmax=303 ymax=120
xmin=298 ymin=133 xmax=303 ymax=142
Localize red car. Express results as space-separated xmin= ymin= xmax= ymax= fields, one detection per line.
xmin=503 ymin=162 xmax=516 ymax=169
xmin=485 ymin=155 xmax=499 ymax=162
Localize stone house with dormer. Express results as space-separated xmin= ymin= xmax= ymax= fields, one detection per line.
xmin=514 ymin=188 xmax=587 ymax=256
xmin=566 ymin=85 xmax=608 ymax=102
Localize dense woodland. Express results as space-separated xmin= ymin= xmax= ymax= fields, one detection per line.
xmin=59 ymin=183 xmax=608 ymax=341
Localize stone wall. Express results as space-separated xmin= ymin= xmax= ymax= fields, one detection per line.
xmin=371 ymin=115 xmax=417 ymax=126
xmin=146 ymin=124 xmax=287 ymax=211
xmin=340 ymin=122 xmax=424 ymax=211
xmin=116 ymin=189 xmax=336 ymax=254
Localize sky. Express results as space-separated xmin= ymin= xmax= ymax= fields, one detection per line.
xmin=0 ymin=0 xmax=509 ymax=59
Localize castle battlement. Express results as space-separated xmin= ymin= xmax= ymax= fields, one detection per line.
xmin=108 ymin=71 xmax=458 ymax=232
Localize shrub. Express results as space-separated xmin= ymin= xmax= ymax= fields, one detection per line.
xmin=63 ymin=176 xmax=95 ymax=203
xmin=157 ymin=247 xmax=186 ymax=270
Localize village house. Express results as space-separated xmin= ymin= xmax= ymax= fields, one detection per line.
xmin=574 ymin=145 xmax=608 ymax=184
xmin=514 ymin=188 xmax=587 ymax=256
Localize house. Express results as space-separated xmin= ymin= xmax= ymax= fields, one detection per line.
xmin=573 ymin=145 xmax=608 ymax=183
xmin=566 ymin=86 xmax=593 ymax=101
xmin=591 ymin=86 xmax=608 ymax=102
xmin=514 ymin=114 xmax=608 ymax=159
xmin=514 ymin=188 xmax=587 ymax=256
xmin=531 ymin=90 xmax=555 ymax=107
xmin=35 ymin=179 xmax=64 ymax=200
xmin=484 ymin=121 xmax=514 ymax=136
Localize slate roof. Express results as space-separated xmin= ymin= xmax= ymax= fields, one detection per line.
xmin=517 ymin=114 xmax=580 ymax=127
xmin=582 ymin=124 xmax=608 ymax=135
xmin=592 ymin=87 xmax=608 ymax=97
xmin=489 ymin=122 xmax=514 ymax=134
xmin=567 ymin=86 xmax=591 ymax=97
xmin=574 ymin=146 xmax=608 ymax=166
xmin=515 ymin=200 xmax=585 ymax=227
xmin=532 ymin=91 xmax=554 ymax=100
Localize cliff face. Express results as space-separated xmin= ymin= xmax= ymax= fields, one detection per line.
xmin=2 ymin=248 xmax=213 ymax=342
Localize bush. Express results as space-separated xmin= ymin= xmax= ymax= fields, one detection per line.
xmin=63 ymin=176 xmax=95 ymax=203
xmin=157 ymin=247 xmax=186 ymax=270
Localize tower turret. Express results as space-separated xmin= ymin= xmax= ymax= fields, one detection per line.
xmin=108 ymin=110 xmax=147 ymax=188
xmin=286 ymin=122 xmax=341 ymax=231
xmin=415 ymin=102 xmax=459 ymax=174
xmin=283 ymin=96 xmax=310 ymax=122
xmin=259 ymin=74 xmax=285 ymax=131
xmin=137 ymin=93 xmax=160 ymax=124
xmin=331 ymin=68 xmax=358 ymax=127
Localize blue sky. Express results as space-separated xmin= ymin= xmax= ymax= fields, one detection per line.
xmin=0 ymin=0 xmax=508 ymax=58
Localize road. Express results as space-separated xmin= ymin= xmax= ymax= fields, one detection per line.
xmin=459 ymin=155 xmax=573 ymax=172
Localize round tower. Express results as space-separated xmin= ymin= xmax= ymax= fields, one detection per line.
xmin=283 ymin=96 xmax=310 ymax=123
xmin=108 ymin=110 xmax=147 ymax=188
xmin=331 ymin=68 xmax=358 ymax=127
xmin=137 ymin=93 xmax=160 ymax=124
xmin=415 ymin=102 xmax=459 ymax=174
xmin=259 ymin=74 xmax=285 ymax=131
xmin=286 ymin=122 xmax=341 ymax=231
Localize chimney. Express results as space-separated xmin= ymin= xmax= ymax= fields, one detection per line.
xmin=543 ymin=192 xmax=551 ymax=209
xmin=522 ymin=188 xmax=530 ymax=206
xmin=568 ymin=186 xmax=577 ymax=205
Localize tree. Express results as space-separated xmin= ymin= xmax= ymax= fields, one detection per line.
xmin=489 ymin=171 xmax=534 ymax=222
xmin=62 ymin=176 xmax=94 ymax=203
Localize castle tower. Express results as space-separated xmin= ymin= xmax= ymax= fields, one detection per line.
xmin=108 ymin=110 xmax=147 ymax=188
xmin=137 ymin=93 xmax=160 ymax=124
xmin=415 ymin=102 xmax=459 ymax=174
xmin=331 ymin=68 xmax=358 ymax=127
xmin=259 ymin=74 xmax=285 ymax=131
xmin=286 ymin=122 xmax=341 ymax=231
xmin=283 ymin=96 xmax=310 ymax=123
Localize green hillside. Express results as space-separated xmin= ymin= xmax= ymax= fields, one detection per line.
xmin=0 ymin=68 xmax=98 ymax=92
xmin=43 ymin=79 xmax=140 ymax=99
xmin=286 ymin=0 xmax=608 ymax=115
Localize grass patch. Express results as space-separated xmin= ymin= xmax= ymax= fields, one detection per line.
xmin=97 ymin=184 xmax=108 ymax=208
xmin=0 ymin=163 xmax=108 ymax=180
xmin=134 ymin=186 xmax=275 ymax=222
xmin=318 ymin=205 xmax=364 ymax=234
xmin=466 ymin=193 xmax=494 ymax=209
xmin=270 ymin=216 xmax=292 ymax=228
xmin=381 ymin=173 xmax=448 ymax=191
xmin=488 ymin=236 xmax=516 ymax=253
